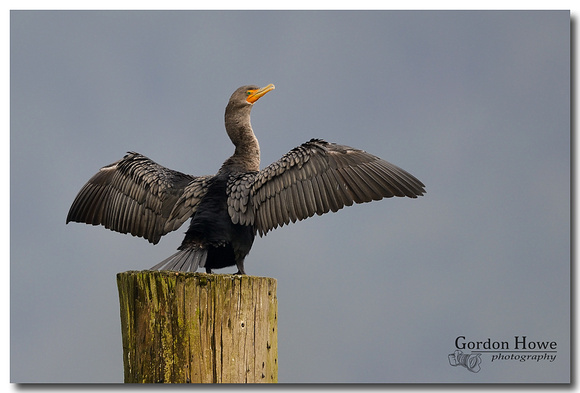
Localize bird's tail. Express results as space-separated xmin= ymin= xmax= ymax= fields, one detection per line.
xmin=150 ymin=247 xmax=208 ymax=272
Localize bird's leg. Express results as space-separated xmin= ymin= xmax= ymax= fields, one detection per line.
xmin=205 ymin=267 xmax=214 ymax=274
xmin=235 ymin=259 xmax=246 ymax=275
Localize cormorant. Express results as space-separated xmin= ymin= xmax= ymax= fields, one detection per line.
xmin=66 ymin=84 xmax=425 ymax=274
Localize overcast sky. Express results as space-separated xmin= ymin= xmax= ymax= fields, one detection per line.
xmin=10 ymin=10 xmax=569 ymax=383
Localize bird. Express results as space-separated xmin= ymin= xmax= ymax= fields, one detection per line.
xmin=66 ymin=84 xmax=425 ymax=275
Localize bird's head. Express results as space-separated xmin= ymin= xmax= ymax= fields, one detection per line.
xmin=229 ymin=84 xmax=275 ymax=107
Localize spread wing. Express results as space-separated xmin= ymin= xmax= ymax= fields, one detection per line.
xmin=228 ymin=139 xmax=425 ymax=236
xmin=66 ymin=152 xmax=211 ymax=244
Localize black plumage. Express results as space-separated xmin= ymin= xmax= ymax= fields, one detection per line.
xmin=67 ymin=84 xmax=425 ymax=274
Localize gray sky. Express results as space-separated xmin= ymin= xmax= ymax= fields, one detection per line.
xmin=10 ymin=10 xmax=569 ymax=383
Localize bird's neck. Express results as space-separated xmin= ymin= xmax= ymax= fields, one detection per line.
xmin=223 ymin=105 xmax=261 ymax=172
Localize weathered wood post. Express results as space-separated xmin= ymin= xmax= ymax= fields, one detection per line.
xmin=116 ymin=271 xmax=278 ymax=383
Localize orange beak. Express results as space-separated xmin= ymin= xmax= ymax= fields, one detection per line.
xmin=246 ymin=84 xmax=275 ymax=104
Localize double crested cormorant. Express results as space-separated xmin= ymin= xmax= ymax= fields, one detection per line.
xmin=67 ymin=84 xmax=425 ymax=274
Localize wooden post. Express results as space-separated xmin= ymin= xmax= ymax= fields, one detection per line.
xmin=116 ymin=271 xmax=278 ymax=383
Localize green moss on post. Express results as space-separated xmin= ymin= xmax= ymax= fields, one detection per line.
xmin=117 ymin=271 xmax=278 ymax=383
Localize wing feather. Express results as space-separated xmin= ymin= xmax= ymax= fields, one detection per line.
xmin=246 ymin=139 xmax=425 ymax=235
xmin=319 ymin=171 xmax=340 ymax=212
xmin=328 ymin=168 xmax=354 ymax=207
xmin=67 ymin=152 xmax=211 ymax=244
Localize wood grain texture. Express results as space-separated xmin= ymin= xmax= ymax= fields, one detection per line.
xmin=117 ymin=271 xmax=277 ymax=383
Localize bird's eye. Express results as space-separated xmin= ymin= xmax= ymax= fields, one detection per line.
xmin=246 ymin=91 xmax=252 ymax=96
